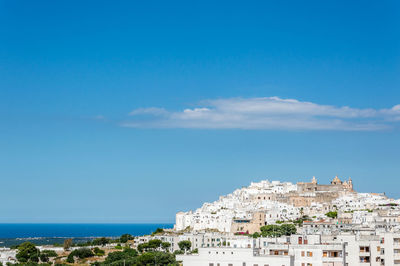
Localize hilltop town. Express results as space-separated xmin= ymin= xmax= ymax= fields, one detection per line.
xmin=168 ymin=176 xmax=400 ymax=265
xmin=175 ymin=176 xmax=399 ymax=234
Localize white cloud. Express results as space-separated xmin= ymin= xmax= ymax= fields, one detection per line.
xmin=121 ymin=97 xmax=400 ymax=131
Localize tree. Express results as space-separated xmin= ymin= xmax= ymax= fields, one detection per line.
xmin=279 ymin=224 xmax=297 ymax=236
xmin=16 ymin=242 xmax=39 ymax=263
xmin=137 ymin=243 xmax=148 ymax=253
xmin=92 ymin=237 xmax=110 ymax=246
xmin=191 ymin=248 xmax=198 ymax=254
xmin=63 ymin=238 xmax=73 ymax=251
xmin=252 ymin=232 xmax=261 ymax=238
xmin=66 ymin=253 xmax=74 ymax=263
xmin=41 ymin=250 xmax=58 ymax=257
xmin=102 ymin=248 xmax=138 ymax=265
xmin=120 ymin=233 xmax=134 ymax=243
xmin=93 ymin=247 xmax=105 ymax=256
xmin=136 ymin=251 xmax=176 ymax=266
xmin=40 ymin=253 xmax=49 ymax=262
xmin=151 ymin=228 xmax=164 ymax=235
xmin=260 ymin=225 xmax=282 ymax=237
xmin=147 ymin=239 xmax=162 ymax=250
xmin=325 ymin=211 xmax=338 ymax=219
xmin=178 ymin=240 xmax=191 ymax=252
xmin=161 ymin=242 xmax=171 ymax=251
xmin=73 ymin=247 xmax=94 ymax=259
xmin=67 ymin=247 xmax=94 ymax=263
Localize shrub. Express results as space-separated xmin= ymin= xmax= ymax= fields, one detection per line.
xmin=93 ymin=247 xmax=105 ymax=256
xmin=325 ymin=211 xmax=338 ymax=219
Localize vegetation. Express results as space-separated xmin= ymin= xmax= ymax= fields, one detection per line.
xmin=41 ymin=250 xmax=58 ymax=257
xmin=92 ymin=237 xmax=111 ymax=246
xmin=161 ymin=241 xmax=171 ymax=251
xmin=93 ymin=247 xmax=106 ymax=256
xmin=191 ymin=248 xmax=198 ymax=254
xmin=16 ymin=242 xmax=40 ymax=263
xmin=66 ymin=247 xmax=94 ymax=263
xmin=151 ymin=228 xmax=164 ymax=236
xmin=92 ymin=248 xmax=178 ymax=266
xmin=137 ymin=239 xmax=162 ymax=253
xmin=325 ymin=211 xmax=338 ymax=219
xmin=100 ymin=248 xmax=139 ymax=265
xmin=120 ymin=233 xmax=134 ymax=243
xmin=293 ymin=215 xmax=311 ymax=226
xmin=178 ymin=240 xmax=191 ymax=252
xmin=254 ymin=224 xmax=297 ymax=237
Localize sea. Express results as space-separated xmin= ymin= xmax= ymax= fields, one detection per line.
xmin=0 ymin=223 xmax=174 ymax=247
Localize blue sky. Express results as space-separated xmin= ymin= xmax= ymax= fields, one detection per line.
xmin=0 ymin=0 xmax=399 ymax=223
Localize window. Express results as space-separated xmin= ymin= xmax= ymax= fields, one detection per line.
xmin=307 ymin=251 xmax=313 ymax=257
xmin=209 ymin=264 xmax=214 ymax=266
xmin=243 ymin=263 xmax=246 ymax=266
xmin=360 ymin=246 xmax=370 ymax=252
xmin=323 ymin=251 xmax=327 ymax=257
xmin=360 ymin=256 xmax=370 ymax=263
xmin=301 ymin=251 xmax=305 ymax=257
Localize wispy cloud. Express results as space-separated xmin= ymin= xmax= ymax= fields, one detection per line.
xmin=121 ymin=97 xmax=400 ymax=131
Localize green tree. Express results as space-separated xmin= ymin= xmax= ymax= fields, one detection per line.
xmin=136 ymin=251 xmax=176 ymax=266
xmin=41 ymin=250 xmax=58 ymax=257
xmin=66 ymin=254 xmax=74 ymax=263
xmin=16 ymin=242 xmax=39 ymax=263
xmin=93 ymin=247 xmax=105 ymax=256
xmin=161 ymin=242 xmax=171 ymax=251
xmin=92 ymin=237 xmax=110 ymax=246
xmin=147 ymin=239 xmax=162 ymax=250
xmin=68 ymin=247 xmax=94 ymax=263
xmin=279 ymin=224 xmax=297 ymax=236
xmin=191 ymin=248 xmax=198 ymax=254
xmin=260 ymin=225 xmax=282 ymax=237
xmin=120 ymin=234 xmax=134 ymax=243
xmin=137 ymin=243 xmax=148 ymax=253
xmin=151 ymin=228 xmax=164 ymax=235
xmin=325 ymin=211 xmax=338 ymax=219
xmin=178 ymin=240 xmax=191 ymax=252
xmin=40 ymin=253 xmax=49 ymax=262
xmin=102 ymin=248 xmax=138 ymax=265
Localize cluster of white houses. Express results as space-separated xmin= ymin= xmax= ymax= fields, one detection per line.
xmin=175 ymin=177 xmax=400 ymax=234
xmin=164 ymin=177 xmax=400 ymax=265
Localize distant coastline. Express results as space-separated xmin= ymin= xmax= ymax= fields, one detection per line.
xmin=0 ymin=223 xmax=173 ymax=247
